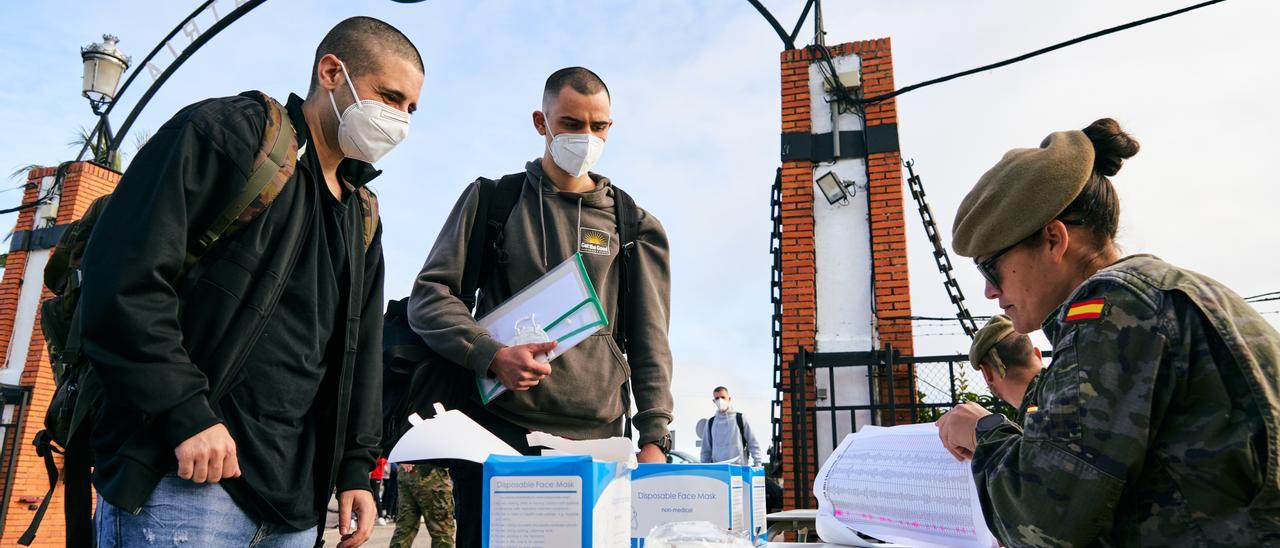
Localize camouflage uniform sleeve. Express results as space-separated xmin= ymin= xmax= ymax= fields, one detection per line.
xmin=972 ymin=279 xmax=1171 ymax=547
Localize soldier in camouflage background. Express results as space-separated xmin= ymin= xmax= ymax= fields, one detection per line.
xmin=968 ymin=314 xmax=1044 ymax=423
xmin=390 ymin=463 xmax=455 ymax=548
xmin=937 ymin=118 xmax=1280 ymax=546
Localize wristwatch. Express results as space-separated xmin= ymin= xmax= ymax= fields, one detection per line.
xmin=975 ymin=413 xmax=1008 ymax=438
xmin=649 ymin=435 xmax=672 ymax=454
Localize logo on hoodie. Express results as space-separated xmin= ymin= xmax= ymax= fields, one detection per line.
xmin=579 ymin=227 xmax=612 ymax=256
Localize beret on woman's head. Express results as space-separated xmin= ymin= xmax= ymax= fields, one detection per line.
xmin=952 ymin=130 xmax=1095 ymax=258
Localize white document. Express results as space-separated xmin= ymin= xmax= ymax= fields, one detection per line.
xmin=388 ymin=403 xmax=640 ymax=467
xmin=387 ymin=404 xmax=522 ymax=463
xmin=813 ymin=423 xmax=995 ymax=547
xmin=528 ymin=431 xmax=638 ymax=468
xmin=475 ymin=253 xmax=608 ymax=403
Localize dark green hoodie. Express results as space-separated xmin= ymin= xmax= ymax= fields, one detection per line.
xmin=408 ymin=159 xmax=673 ymax=446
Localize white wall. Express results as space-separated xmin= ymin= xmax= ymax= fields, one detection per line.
xmin=807 ymin=54 xmax=878 ymax=465
xmin=2 ymin=175 xmax=56 ymax=386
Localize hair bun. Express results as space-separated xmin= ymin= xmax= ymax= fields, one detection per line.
xmin=1081 ymin=118 xmax=1139 ymax=177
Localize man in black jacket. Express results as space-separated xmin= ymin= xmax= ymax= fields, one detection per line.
xmin=78 ymin=17 xmax=421 ymax=547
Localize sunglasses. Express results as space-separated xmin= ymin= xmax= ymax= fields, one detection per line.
xmin=975 ymin=243 xmax=1017 ymax=289
xmin=975 ymin=220 xmax=1083 ymax=289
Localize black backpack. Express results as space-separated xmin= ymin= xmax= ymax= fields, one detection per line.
xmin=21 ymin=92 xmax=380 ymax=546
xmin=380 ymin=172 xmax=642 ymax=455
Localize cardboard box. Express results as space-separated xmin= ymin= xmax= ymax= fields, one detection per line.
xmin=484 ymin=455 xmax=631 ymax=548
xmin=630 ymin=463 xmax=746 ymax=546
xmin=738 ymin=465 xmax=767 ymax=545
xmin=388 ymin=406 xmax=636 ymax=548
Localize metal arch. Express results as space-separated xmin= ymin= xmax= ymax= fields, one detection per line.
xmin=84 ymin=0 xmax=809 ymax=159
xmin=105 ymin=0 xmax=270 ymax=154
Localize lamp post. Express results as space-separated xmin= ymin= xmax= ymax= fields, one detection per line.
xmin=80 ymin=34 xmax=130 ymax=168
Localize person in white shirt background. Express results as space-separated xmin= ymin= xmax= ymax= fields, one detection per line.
xmin=700 ymin=386 xmax=763 ymax=466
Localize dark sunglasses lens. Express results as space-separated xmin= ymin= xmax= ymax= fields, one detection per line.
xmin=978 ymin=260 xmax=1000 ymax=288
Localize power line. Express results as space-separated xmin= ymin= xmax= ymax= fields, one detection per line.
xmin=1245 ymin=291 xmax=1280 ymax=303
xmin=910 ymin=315 xmax=994 ymax=323
xmin=856 ymin=0 xmax=1229 ymax=105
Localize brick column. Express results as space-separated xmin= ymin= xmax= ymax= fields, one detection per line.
xmin=775 ymin=38 xmax=915 ymax=509
xmin=858 ymin=40 xmax=916 ymax=422
xmin=777 ymin=48 xmax=818 ymax=510
xmin=0 ymin=162 xmax=119 ymax=546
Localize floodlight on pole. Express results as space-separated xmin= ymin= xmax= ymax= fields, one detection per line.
xmin=816 ymin=170 xmax=856 ymax=206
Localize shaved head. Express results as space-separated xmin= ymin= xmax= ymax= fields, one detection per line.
xmin=542 ymin=66 xmax=610 ymax=111
xmin=309 ymin=16 xmax=423 ymax=94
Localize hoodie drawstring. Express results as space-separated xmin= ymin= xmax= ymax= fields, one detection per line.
xmin=537 ymin=183 xmax=548 ymax=268
xmin=536 ymin=168 xmax=587 ymax=269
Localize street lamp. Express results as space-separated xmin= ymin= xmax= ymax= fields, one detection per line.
xmin=79 ymin=34 xmax=130 ymax=168
xmin=81 ymin=34 xmax=131 ymax=115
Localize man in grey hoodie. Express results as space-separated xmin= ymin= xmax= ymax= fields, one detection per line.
xmin=407 ymin=66 xmax=674 ymax=547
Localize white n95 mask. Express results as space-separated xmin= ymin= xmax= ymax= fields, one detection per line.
xmin=328 ymin=60 xmax=410 ymax=164
xmin=545 ymin=117 xmax=605 ymax=177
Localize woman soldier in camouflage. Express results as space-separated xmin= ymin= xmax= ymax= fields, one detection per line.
xmin=936 ymin=118 xmax=1280 ymax=546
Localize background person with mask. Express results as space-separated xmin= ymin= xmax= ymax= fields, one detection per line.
xmin=701 ymin=386 xmax=763 ymax=466
xmin=78 ymin=17 xmax=421 ymax=548
xmin=408 ymin=66 xmax=675 ymax=548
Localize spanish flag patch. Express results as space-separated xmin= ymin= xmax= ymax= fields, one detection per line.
xmin=1065 ymin=298 xmax=1106 ymax=321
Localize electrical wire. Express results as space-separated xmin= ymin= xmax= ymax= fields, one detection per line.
xmin=854 ymin=0 xmax=1229 ymax=105
xmin=1244 ymin=291 xmax=1280 ymax=303
xmin=0 ymin=163 xmax=68 ymax=215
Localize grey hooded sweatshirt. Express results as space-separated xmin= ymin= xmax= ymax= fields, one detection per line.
xmin=407 ymin=159 xmax=674 ymax=446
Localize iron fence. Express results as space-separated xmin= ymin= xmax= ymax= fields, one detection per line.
xmin=780 ymin=347 xmax=1048 ymax=508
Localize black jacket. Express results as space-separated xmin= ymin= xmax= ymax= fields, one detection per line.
xmin=78 ymin=92 xmax=384 ymax=521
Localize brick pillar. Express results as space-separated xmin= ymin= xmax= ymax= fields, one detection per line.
xmin=858 ymin=39 xmax=916 ymax=423
xmin=775 ymin=38 xmax=915 ymax=509
xmin=0 ymin=162 xmax=119 ymax=546
xmin=777 ymin=48 xmax=818 ymax=510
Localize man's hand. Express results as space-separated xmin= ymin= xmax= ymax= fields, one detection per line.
xmin=174 ymin=423 xmax=240 ymax=484
xmin=936 ymin=402 xmax=991 ymax=462
xmin=638 ymin=443 xmax=666 ymax=464
xmin=337 ymin=489 xmax=377 ymax=548
xmin=490 ymin=342 xmax=557 ymax=391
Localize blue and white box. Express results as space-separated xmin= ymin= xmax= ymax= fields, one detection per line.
xmin=388 ymin=406 xmax=634 ymax=548
xmin=483 ymin=455 xmax=631 ymax=548
xmin=630 ymin=463 xmax=746 ymax=546
xmin=738 ymin=465 xmax=767 ymax=545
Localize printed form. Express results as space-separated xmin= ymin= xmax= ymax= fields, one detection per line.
xmin=814 ymin=423 xmax=995 ymax=547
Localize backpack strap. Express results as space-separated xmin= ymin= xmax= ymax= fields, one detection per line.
xmin=735 ymin=412 xmax=748 ymax=456
xmin=462 ymin=172 xmax=525 ymax=308
xmin=612 ymin=186 xmax=641 ymax=438
xmin=185 ymin=91 xmax=297 ymax=268
xmin=611 ymin=186 xmax=641 ymax=353
xmin=706 ymin=414 xmax=716 ymax=455
xmin=355 ymin=187 xmax=380 ymax=252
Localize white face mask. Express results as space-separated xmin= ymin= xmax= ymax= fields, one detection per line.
xmin=714 ymin=397 xmax=730 ymax=412
xmin=544 ymin=114 xmax=605 ymax=177
xmin=328 ymin=60 xmax=410 ymax=164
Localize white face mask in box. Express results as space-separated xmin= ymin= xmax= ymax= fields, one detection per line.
xmin=544 ymin=115 xmax=605 ymax=177
xmin=328 ymin=60 xmax=410 ymax=164
xmin=715 ymin=398 xmax=730 ymax=412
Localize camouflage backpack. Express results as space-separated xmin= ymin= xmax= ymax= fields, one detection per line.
xmin=20 ymin=91 xmax=380 ymax=545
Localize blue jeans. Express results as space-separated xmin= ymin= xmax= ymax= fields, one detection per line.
xmin=96 ymin=474 xmax=317 ymax=547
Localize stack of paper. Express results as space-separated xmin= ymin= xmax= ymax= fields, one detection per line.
xmin=813 ymin=423 xmax=995 ymax=547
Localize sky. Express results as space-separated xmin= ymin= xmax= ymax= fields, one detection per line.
xmin=1 ymin=0 xmax=1277 ymax=455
